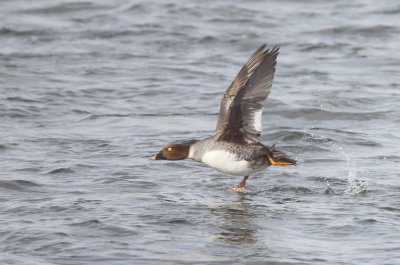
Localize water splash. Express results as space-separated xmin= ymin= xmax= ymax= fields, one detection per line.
xmin=344 ymin=179 xmax=368 ymax=195
xmin=304 ymin=129 xmax=368 ymax=195
xmin=343 ymin=150 xmax=368 ymax=195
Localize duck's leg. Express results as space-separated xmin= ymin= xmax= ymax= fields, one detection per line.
xmin=238 ymin=176 xmax=249 ymax=188
xmin=232 ymin=176 xmax=249 ymax=192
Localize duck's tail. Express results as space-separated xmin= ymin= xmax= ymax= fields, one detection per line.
xmin=265 ymin=145 xmax=296 ymax=166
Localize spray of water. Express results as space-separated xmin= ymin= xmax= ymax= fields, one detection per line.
xmin=304 ymin=129 xmax=367 ymax=195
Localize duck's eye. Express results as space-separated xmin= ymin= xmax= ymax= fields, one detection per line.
xmin=167 ymin=147 xmax=172 ymax=152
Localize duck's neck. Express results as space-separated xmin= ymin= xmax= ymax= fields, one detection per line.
xmin=187 ymin=142 xmax=200 ymax=161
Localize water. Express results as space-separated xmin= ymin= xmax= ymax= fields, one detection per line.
xmin=1 ymin=0 xmax=400 ymax=264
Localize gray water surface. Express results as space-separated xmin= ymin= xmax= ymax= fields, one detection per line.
xmin=1 ymin=0 xmax=400 ymax=264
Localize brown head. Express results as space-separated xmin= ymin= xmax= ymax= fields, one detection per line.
xmin=150 ymin=144 xmax=190 ymax=160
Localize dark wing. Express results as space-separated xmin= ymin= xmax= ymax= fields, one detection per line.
xmin=214 ymin=44 xmax=279 ymax=144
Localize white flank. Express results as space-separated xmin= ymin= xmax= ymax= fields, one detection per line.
xmin=253 ymin=109 xmax=263 ymax=132
xmin=201 ymin=150 xmax=255 ymax=176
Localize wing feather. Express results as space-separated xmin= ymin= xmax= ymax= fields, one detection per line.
xmin=214 ymin=45 xmax=279 ymax=144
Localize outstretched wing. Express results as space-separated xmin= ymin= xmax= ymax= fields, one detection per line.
xmin=214 ymin=44 xmax=279 ymax=144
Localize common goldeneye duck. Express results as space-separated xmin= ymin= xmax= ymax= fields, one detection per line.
xmin=151 ymin=44 xmax=296 ymax=191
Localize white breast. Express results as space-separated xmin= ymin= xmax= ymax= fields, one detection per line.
xmin=201 ymin=150 xmax=260 ymax=176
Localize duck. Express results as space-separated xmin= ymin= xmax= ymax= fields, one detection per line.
xmin=151 ymin=44 xmax=296 ymax=191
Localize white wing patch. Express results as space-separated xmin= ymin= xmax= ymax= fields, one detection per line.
xmin=253 ymin=109 xmax=263 ymax=132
